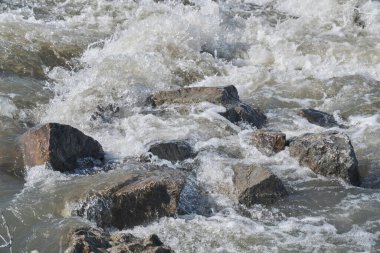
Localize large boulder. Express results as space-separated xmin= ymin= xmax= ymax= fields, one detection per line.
xmin=19 ymin=123 xmax=104 ymax=172
xmin=298 ymin=109 xmax=347 ymax=128
xmin=250 ymin=130 xmax=286 ymax=156
xmin=65 ymin=227 xmax=174 ymax=253
xmin=75 ymin=167 xmax=186 ymax=229
xmin=146 ymin=85 xmax=266 ymax=128
xmin=147 ymin=141 xmax=196 ymax=162
xmin=288 ymin=131 xmax=360 ymax=186
xmin=232 ymin=164 xmax=288 ymax=206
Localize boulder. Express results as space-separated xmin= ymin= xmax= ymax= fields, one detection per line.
xmin=250 ymin=130 xmax=286 ymax=156
xmin=232 ymin=164 xmax=288 ymax=206
xmin=75 ymin=167 xmax=186 ymax=229
xmin=19 ymin=123 xmax=104 ymax=172
xmin=298 ymin=109 xmax=347 ymax=128
xmin=146 ymin=85 xmax=266 ymax=128
xmin=65 ymin=227 xmax=174 ymax=253
xmin=288 ymin=131 xmax=360 ymax=186
xmin=148 ymin=141 xmax=196 ymax=162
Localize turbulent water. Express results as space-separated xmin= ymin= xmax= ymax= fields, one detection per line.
xmin=0 ymin=0 xmax=380 ymax=252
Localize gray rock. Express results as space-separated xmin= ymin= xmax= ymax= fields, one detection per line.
xmin=298 ymin=109 xmax=347 ymax=128
xmin=65 ymin=227 xmax=174 ymax=253
xmin=19 ymin=123 xmax=104 ymax=172
xmin=288 ymin=131 xmax=360 ymax=186
xmin=148 ymin=141 xmax=196 ymax=162
xmin=146 ymin=85 xmax=266 ymax=128
xmin=76 ymin=167 xmax=186 ymax=229
xmin=250 ymin=130 xmax=286 ymax=156
xmin=232 ymin=164 xmax=288 ymax=206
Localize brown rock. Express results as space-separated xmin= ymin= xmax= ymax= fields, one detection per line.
xmin=65 ymin=227 xmax=174 ymax=253
xmin=232 ymin=164 xmax=287 ymax=206
xmin=288 ymin=131 xmax=360 ymax=186
xmin=251 ymin=130 xmax=286 ymax=156
xmin=75 ymin=167 xmax=186 ymax=229
xmin=19 ymin=123 xmax=104 ymax=172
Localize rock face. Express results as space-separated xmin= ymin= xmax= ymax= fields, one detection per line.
xmin=250 ymin=130 xmax=286 ymax=156
xmin=288 ymin=131 xmax=360 ymax=186
xmin=19 ymin=123 xmax=104 ymax=172
xmin=148 ymin=141 xmax=196 ymax=162
xmin=76 ymin=167 xmax=186 ymax=229
xmin=299 ymin=109 xmax=346 ymax=128
xmin=65 ymin=227 xmax=174 ymax=253
xmin=232 ymin=164 xmax=288 ymax=206
xmin=146 ymin=85 xmax=266 ymax=128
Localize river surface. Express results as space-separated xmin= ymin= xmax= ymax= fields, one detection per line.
xmin=0 ymin=0 xmax=380 ymax=252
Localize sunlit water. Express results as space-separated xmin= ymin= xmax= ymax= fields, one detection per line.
xmin=0 ymin=0 xmax=379 ymax=252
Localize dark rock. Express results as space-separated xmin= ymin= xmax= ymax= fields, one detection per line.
xmin=288 ymin=131 xmax=360 ymax=186
xmin=146 ymin=85 xmax=266 ymax=128
xmin=298 ymin=108 xmax=347 ymax=128
xmin=250 ymin=130 xmax=286 ymax=156
xmin=232 ymin=164 xmax=288 ymax=206
xmin=75 ymin=167 xmax=186 ymax=229
xmin=148 ymin=141 xmax=196 ymax=162
xmin=65 ymin=227 xmax=174 ymax=253
xmin=19 ymin=123 xmax=104 ymax=172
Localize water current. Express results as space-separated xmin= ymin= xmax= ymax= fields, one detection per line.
xmin=0 ymin=0 xmax=379 ymax=252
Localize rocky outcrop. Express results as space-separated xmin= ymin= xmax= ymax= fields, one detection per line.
xmin=75 ymin=167 xmax=186 ymax=229
xmin=250 ymin=130 xmax=286 ymax=156
xmin=65 ymin=227 xmax=174 ymax=253
xmin=147 ymin=141 xmax=196 ymax=162
xmin=232 ymin=164 xmax=288 ymax=206
xmin=288 ymin=131 xmax=360 ymax=186
xmin=298 ymin=109 xmax=347 ymax=128
xmin=19 ymin=123 xmax=104 ymax=172
xmin=146 ymin=85 xmax=266 ymax=128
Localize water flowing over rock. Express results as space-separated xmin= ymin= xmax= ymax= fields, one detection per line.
xmin=19 ymin=123 xmax=104 ymax=172
xmin=250 ymin=130 xmax=286 ymax=156
xmin=232 ymin=164 xmax=288 ymax=206
xmin=298 ymin=109 xmax=347 ymax=128
xmin=146 ymin=85 xmax=266 ymax=128
xmin=75 ymin=167 xmax=186 ymax=230
xmin=65 ymin=227 xmax=174 ymax=253
xmin=288 ymin=131 xmax=360 ymax=186
xmin=147 ymin=141 xmax=196 ymax=162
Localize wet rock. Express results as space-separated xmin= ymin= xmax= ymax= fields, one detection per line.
xmin=19 ymin=123 xmax=104 ymax=172
xmin=250 ymin=130 xmax=286 ymax=156
xmin=298 ymin=108 xmax=347 ymax=128
xmin=147 ymin=141 xmax=196 ymax=162
xmin=91 ymin=104 xmax=120 ymax=122
xmin=76 ymin=167 xmax=185 ymax=229
xmin=232 ymin=164 xmax=288 ymax=206
xmin=65 ymin=227 xmax=174 ymax=253
xmin=288 ymin=131 xmax=360 ymax=186
xmin=146 ymin=85 xmax=266 ymax=128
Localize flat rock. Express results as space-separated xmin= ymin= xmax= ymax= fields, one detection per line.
xmin=146 ymin=85 xmax=266 ymax=128
xmin=75 ymin=167 xmax=186 ymax=229
xmin=288 ymin=131 xmax=360 ymax=186
xmin=65 ymin=227 xmax=174 ymax=253
xmin=19 ymin=123 xmax=104 ymax=172
xmin=250 ymin=130 xmax=286 ymax=156
xmin=148 ymin=141 xmax=196 ymax=162
xmin=232 ymin=164 xmax=288 ymax=206
xmin=299 ymin=109 xmax=347 ymax=128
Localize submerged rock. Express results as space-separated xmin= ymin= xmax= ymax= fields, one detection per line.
xmin=232 ymin=164 xmax=288 ymax=206
xmin=146 ymin=85 xmax=266 ymax=128
xmin=288 ymin=131 xmax=360 ymax=186
xmin=76 ymin=167 xmax=185 ymax=229
xmin=65 ymin=227 xmax=174 ymax=253
xmin=19 ymin=123 xmax=104 ymax=172
xmin=298 ymin=108 xmax=347 ymax=128
xmin=250 ymin=130 xmax=286 ymax=156
xmin=147 ymin=141 xmax=196 ymax=162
